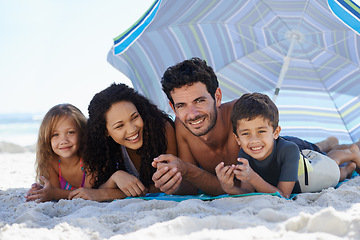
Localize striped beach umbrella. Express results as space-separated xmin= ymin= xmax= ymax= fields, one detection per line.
xmin=107 ymin=0 xmax=360 ymax=144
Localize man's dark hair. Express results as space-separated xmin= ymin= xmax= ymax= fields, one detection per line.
xmin=161 ymin=57 xmax=219 ymax=105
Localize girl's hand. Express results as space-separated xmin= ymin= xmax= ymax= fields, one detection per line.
xmin=104 ymin=170 xmax=147 ymax=197
xmin=25 ymin=182 xmax=44 ymax=200
xmin=215 ymin=162 xmax=236 ymax=194
xmin=68 ymin=188 xmax=98 ymax=201
xmin=24 ymin=176 xmax=55 ymax=202
xmin=233 ymin=158 xmax=255 ymax=182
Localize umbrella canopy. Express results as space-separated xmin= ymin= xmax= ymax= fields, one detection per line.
xmin=107 ymin=0 xmax=360 ymax=144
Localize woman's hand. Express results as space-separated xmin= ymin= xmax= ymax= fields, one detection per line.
xmin=101 ymin=170 xmax=147 ymax=197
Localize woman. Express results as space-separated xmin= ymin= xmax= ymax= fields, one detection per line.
xmin=69 ymin=83 xmax=177 ymax=201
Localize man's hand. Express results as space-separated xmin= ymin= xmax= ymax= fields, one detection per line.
xmin=152 ymin=154 xmax=184 ymax=194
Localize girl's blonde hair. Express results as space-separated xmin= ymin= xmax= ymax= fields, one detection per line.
xmin=35 ymin=104 xmax=87 ymax=181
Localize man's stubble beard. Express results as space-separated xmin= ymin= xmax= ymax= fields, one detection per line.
xmin=181 ymin=102 xmax=217 ymax=137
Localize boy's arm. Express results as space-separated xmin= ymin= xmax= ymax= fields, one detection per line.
xmin=234 ymin=158 xmax=294 ymax=198
xmin=215 ymin=162 xmax=252 ymax=195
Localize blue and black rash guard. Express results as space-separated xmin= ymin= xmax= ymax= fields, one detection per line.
xmin=238 ymin=137 xmax=302 ymax=194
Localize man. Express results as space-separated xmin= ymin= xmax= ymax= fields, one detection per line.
xmin=152 ymin=57 xmax=342 ymax=196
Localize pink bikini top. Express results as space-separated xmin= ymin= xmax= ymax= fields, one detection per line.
xmin=58 ymin=159 xmax=86 ymax=190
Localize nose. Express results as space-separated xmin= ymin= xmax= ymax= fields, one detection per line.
xmin=249 ymin=134 xmax=260 ymax=144
xmin=59 ymin=134 xmax=69 ymax=144
xmin=187 ymin=104 xmax=199 ymax=119
xmin=126 ymin=122 xmax=137 ymax=134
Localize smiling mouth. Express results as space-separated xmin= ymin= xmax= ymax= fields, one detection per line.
xmin=126 ymin=132 xmax=139 ymax=141
xmin=60 ymin=146 xmax=72 ymax=150
xmin=188 ymin=116 xmax=205 ymax=125
xmin=251 ymin=146 xmax=263 ymax=151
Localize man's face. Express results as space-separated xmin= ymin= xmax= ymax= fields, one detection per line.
xmin=170 ymin=82 xmax=219 ymax=137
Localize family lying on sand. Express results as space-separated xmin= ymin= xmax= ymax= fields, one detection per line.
xmin=25 ymin=57 xmax=360 ymax=202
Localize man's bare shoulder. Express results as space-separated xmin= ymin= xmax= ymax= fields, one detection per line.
xmin=220 ymin=99 xmax=237 ymax=112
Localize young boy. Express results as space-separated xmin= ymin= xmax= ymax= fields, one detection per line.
xmin=215 ymin=93 xmax=359 ymax=198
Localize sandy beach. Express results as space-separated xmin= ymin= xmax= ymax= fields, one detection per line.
xmin=1 ymin=145 xmax=360 ymax=240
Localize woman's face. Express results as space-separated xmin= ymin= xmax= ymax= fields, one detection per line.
xmin=105 ymin=101 xmax=144 ymax=150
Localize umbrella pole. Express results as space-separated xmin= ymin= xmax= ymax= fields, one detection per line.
xmin=273 ymin=36 xmax=297 ymax=102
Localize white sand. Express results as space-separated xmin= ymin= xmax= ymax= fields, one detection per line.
xmin=1 ymin=149 xmax=360 ymax=239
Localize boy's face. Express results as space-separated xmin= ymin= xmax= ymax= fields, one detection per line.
xmin=234 ymin=116 xmax=281 ymax=161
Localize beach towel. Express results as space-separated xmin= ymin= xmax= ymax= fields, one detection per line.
xmin=126 ymin=172 xmax=359 ymax=202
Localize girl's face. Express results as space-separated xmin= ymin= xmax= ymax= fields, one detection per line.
xmin=51 ymin=115 xmax=80 ymax=160
xmin=105 ymin=101 xmax=144 ymax=150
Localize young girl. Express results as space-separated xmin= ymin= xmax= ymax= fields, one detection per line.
xmin=68 ymin=83 xmax=177 ymax=201
xmin=25 ymin=104 xmax=92 ymax=202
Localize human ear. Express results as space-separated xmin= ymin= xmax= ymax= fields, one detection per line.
xmin=233 ymin=133 xmax=241 ymax=147
xmin=214 ymin=87 xmax=222 ymax=107
xmin=273 ymin=126 xmax=281 ymax=139
xmin=169 ymin=101 xmax=178 ymax=116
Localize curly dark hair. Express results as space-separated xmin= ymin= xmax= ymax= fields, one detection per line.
xmin=231 ymin=93 xmax=279 ymax=136
xmin=161 ymin=57 xmax=219 ymax=105
xmin=84 ymin=83 xmax=174 ymax=188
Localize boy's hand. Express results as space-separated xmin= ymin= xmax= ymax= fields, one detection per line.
xmin=233 ymin=158 xmax=254 ymax=182
xmin=215 ymin=162 xmax=237 ymax=193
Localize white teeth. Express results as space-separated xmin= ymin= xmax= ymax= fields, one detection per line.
xmin=127 ymin=133 xmax=139 ymax=141
xmin=190 ymin=118 xmax=204 ymax=125
xmin=251 ymin=146 xmax=262 ymax=151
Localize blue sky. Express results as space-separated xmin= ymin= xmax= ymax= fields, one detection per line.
xmin=0 ymin=0 xmax=151 ymax=115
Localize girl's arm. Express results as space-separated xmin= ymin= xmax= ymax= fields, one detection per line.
xmin=26 ymin=161 xmax=76 ymax=202
xmin=68 ymin=188 xmax=128 ymax=201
xmin=68 ymin=170 xmax=140 ymax=201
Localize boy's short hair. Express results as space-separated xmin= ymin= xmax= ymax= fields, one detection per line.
xmin=231 ymin=93 xmax=279 ymax=135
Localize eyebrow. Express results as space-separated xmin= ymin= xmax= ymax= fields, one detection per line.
xmin=174 ymin=96 xmax=206 ymax=107
xmin=239 ymin=126 xmax=268 ymax=131
xmin=111 ymin=111 xmax=138 ymax=127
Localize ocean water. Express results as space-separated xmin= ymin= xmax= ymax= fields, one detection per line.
xmin=0 ymin=113 xmax=43 ymax=146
